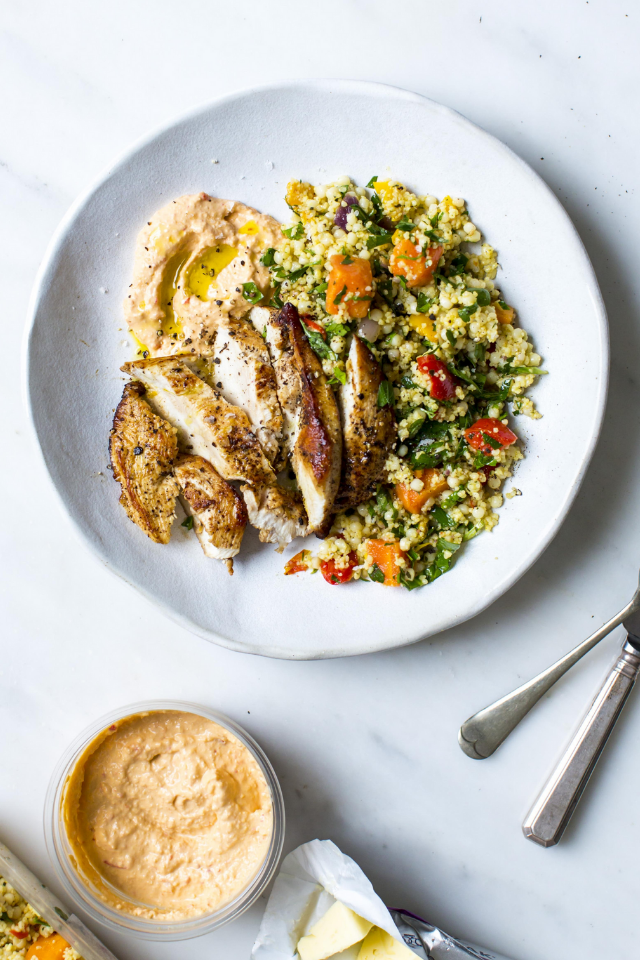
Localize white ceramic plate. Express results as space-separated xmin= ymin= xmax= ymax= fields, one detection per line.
xmin=25 ymin=80 xmax=608 ymax=659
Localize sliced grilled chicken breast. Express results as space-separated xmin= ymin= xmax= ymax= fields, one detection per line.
xmin=174 ymin=454 xmax=247 ymax=573
xmin=109 ymin=381 xmax=180 ymax=544
xmin=191 ymin=317 xmax=283 ymax=466
xmin=123 ymin=356 xmax=275 ymax=487
xmin=122 ymin=357 xmax=305 ymax=549
xmin=336 ymin=336 xmax=396 ymax=510
xmin=241 ymin=483 xmax=307 ymax=550
xmin=250 ymin=303 xmax=342 ymax=533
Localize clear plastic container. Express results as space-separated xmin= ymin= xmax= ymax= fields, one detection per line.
xmin=44 ymin=700 xmax=285 ymax=941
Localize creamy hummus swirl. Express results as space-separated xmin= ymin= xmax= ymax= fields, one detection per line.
xmin=63 ymin=710 xmax=273 ymax=920
xmin=124 ymin=193 xmax=283 ymax=358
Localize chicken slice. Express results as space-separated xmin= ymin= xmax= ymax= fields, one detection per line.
xmin=174 ymin=454 xmax=247 ymax=573
xmin=336 ymin=335 xmax=396 ymax=510
xmin=122 ymin=357 xmax=306 ymax=548
xmin=109 ymin=381 xmax=180 ymax=544
xmin=241 ymin=483 xmax=307 ymax=550
xmin=122 ymin=356 xmax=275 ymax=487
xmin=190 ymin=316 xmax=284 ymax=466
xmin=250 ymin=303 xmax=342 ymax=533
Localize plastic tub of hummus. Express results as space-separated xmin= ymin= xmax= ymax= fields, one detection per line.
xmin=44 ymin=701 xmax=284 ymax=941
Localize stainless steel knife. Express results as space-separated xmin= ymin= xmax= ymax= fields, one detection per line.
xmin=523 ymin=610 xmax=640 ymax=847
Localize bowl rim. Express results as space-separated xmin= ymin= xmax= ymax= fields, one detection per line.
xmin=23 ymin=79 xmax=609 ymax=660
xmin=43 ymin=699 xmax=285 ymax=941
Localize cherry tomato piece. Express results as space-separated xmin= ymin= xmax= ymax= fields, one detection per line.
xmin=320 ymin=553 xmax=357 ymax=585
xmin=302 ymin=317 xmax=327 ymax=339
xmin=465 ymin=418 xmax=517 ymax=455
xmin=416 ymin=354 xmax=458 ymax=400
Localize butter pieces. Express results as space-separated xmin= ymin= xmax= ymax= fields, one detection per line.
xmin=358 ymin=926 xmax=416 ymax=959
xmin=297 ymin=902 xmax=374 ymax=960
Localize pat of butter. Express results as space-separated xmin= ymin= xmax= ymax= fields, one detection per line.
xmin=297 ymin=902 xmax=373 ymax=960
xmin=358 ymin=927 xmax=415 ymax=959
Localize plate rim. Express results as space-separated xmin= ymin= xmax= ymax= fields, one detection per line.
xmin=22 ymin=78 xmax=610 ymax=660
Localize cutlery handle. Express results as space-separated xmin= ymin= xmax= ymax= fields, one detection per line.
xmin=523 ymin=638 xmax=640 ymax=847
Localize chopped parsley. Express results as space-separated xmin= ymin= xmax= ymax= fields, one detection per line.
xmin=377 ymin=380 xmax=394 ymax=407
xmin=369 ymin=563 xmax=385 ymax=583
xmin=241 ymin=282 xmax=263 ymax=304
xmin=181 ymin=515 xmax=194 ymax=530
xmin=282 ymin=222 xmax=304 ymax=240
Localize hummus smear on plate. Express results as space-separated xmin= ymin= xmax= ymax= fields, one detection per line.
xmin=124 ymin=193 xmax=282 ymax=358
xmin=62 ymin=711 xmax=273 ymax=921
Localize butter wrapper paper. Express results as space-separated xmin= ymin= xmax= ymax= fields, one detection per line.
xmin=251 ymin=840 xmax=514 ymax=960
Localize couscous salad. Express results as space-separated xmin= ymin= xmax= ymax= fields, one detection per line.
xmin=270 ymin=176 xmax=545 ymax=589
xmin=0 ymin=877 xmax=82 ymax=960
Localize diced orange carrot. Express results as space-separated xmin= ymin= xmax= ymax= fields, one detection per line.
xmin=494 ymin=302 xmax=516 ymax=324
xmin=395 ymin=468 xmax=449 ymax=514
xmin=326 ymin=255 xmax=373 ymax=318
xmin=284 ymin=550 xmax=310 ymax=575
xmin=389 ymin=239 xmax=443 ymax=288
xmin=365 ymin=539 xmax=405 ymax=586
xmin=26 ymin=935 xmax=72 ymax=960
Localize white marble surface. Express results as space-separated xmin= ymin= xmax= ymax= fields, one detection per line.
xmin=2 ymin=2 xmax=639 ymax=959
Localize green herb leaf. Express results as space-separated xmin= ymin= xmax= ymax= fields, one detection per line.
xmin=328 ymin=368 xmax=347 ymax=386
xmin=260 ymin=248 xmax=276 ymax=266
xmin=241 ymin=282 xmax=263 ymax=305
xmin=333 ymin=284 xmax=348 ymax=306
xmin=315 ymin=281 xmax=328 ymax=295
xmin=395 ymin=219 xmax=415 ymax=232
xmin=431 ymin=505 xmax=455 ymax=529
xmin=426 ymin=537 xmax=462 ymax=582
xmin=499 ymin=300 xmax=510 ymax=310
xmin=408 ymin=415 xmax=427 ymax=437
xmin=1 ymin=912 xmax=11 ymax=923
xmin=367 ymin=233 xmax=394 ymax=249
xmin=376 ymin=485 xmax=393 ymax=514
xmin=475 ymin=288 xmax=491 ymax=306
xmin=448 ymin=254 xmax=469 ymax=277
xmin=325 ymin=322 xmax=350 ymax=337
xmin=463 ymin=524 xmax=480 ymax=541
xmin=473 ymin=452 xmax=498 ymax=468
xmin=377 ymin=380 xmax=394 ymax=407
xmin=416 ymin=292 xmax=434 ymax=313
xmin=369 ymin=563 xmax=385 ymax=583
xmin=482 ymin=432 xmax=503 ymax=450
xmin=55 ymin=909 xmax=68 ymax=922
xmin=341 ymin=254 xmax=354 ymax=265
xmin=430 ymin=211 xmax=443 ymax=227
xmin=446 ymin=329 xmax=456 ymax=346
xmin=288 ymin=265 xmax=309 ymax=281
xmin=400 ymin=375 xmax=416 ymax=389
xmin=399 ymin=569 xmax=426 ymax=590
xmin=376 ymin=278 xmax=394 ymax=303
xmin=282 ymin=222 xmax=304 ymax=240
xmin=510 ymin=366 xmax=548 ymax=376
xmin=181 ymin=515 xmax=194 ymax=530
xmin=301 ymin=321 xmax=334 ymax=361
xmin=31 ymin=917 xmax=48 ymax=927
xmin=366 ymin=175 xmax=379 ymax=188
xmin=468 ymin=342 xmax=485 ymax=365
xmin=458 ymin=303 xmax=478 ymax=322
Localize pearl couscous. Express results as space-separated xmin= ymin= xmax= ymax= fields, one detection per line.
xmin=0 ymin=877 xmax=82 ymax=960
xmin=271 ymin=176 xmax=545 ymax=589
